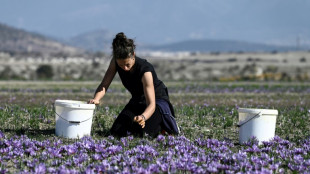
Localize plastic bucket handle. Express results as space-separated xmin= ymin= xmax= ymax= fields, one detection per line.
xmin=237 ymin=111 xmax=262 ymax=127
xmin=53 ymin=102 xmax=96 ymax=124
xmin=55 ymin=111 xmax=95 ymax=124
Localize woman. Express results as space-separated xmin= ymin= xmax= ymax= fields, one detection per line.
xmin=89 ymin=32 xmax=178 ymax=137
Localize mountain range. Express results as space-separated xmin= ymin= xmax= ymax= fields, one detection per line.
xmin=0 ymin=23 xmax=85 ymax=56
xmin=66 ymin=30 xmax=302 ymax=53
xmin=0 ymin=23 xmax=305 ymax=56
xmin=65 ymin=29 xmax=114 ymax=53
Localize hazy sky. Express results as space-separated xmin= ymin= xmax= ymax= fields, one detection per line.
xmin=1 ymin=0 xmax=309 ymax=46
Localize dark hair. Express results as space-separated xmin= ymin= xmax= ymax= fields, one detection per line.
xmin=112 ymin=32 xmax=136 ymax=59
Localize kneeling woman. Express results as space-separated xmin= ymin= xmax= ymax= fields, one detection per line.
xmin=89 ymin=32 xmax=178 ymax=137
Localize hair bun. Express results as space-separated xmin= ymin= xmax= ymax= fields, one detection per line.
xmin=112 ymin=32 xmax=136 ymax=59
xmin=115 ymin=32 xmax=126 ymax=40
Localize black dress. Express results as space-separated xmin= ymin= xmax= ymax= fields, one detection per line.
xmin=110 ymin=56 xmax=173 ymax=137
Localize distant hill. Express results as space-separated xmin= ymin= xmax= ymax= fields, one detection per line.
xmin=67 ymin=29 xmax=114 ymax=53
xmin=0 ymin=23 xmax=85 ymax=56
xmin=3 ymin=23 xmax=300 ymax=55
xmin=65 ymin=29 xmax=301 ymax=53
xmin=141 ymin=39 xmax=299 ymax=53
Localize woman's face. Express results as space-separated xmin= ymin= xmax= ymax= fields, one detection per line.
xmin=116 ymin=56 xmax=135 ymax=72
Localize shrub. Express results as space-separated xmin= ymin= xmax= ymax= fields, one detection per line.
xmin=300 ymin=57 xmax=306 ymax=62
xmin=36 ymin=64 xmax=54 ymax=79
xmin=0 ymin=66 xmax=22 ymax=80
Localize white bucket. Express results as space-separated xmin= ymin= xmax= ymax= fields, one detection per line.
xmin=54 ymin=100 xmax=96 ymax=139
xmin=238 ymin=108 xmax=278 ymax=144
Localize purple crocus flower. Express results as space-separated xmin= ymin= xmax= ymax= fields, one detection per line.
xmin=57 ymin=165 xmax=71 ymax=174
xmin=159 ymin=163 xmax=169 ymax=172
xmin=269 ymin=163 xmax=280 ymax=171
xmin=92 ymin=153 xmax=102 ymax=161
xmin=206 ymin=165 xmax=218 ymax=173
xmin=51 ymin=159 xmax=60 ymax=166
xmin=26 ymin=160 xmax=36 ymax=168
xmin=0 ymin=169 xmax=8 ymax=174
xmin=47 ymin=147 xmax=62 ymax=158
xmin=293 ymin=148 xmax=305 ymax=155
xmin=156 ymin=135 xmax=165 ymax=142
xmin=34 ymin=163 xmax=46 ymax=174
xmin=64 ymin=144 xmax=77 ymax=155
xmin=148 ymin=164 xmax=160 ymax=173
xmin=53 ymin=139 xmax=62 ymax=147
xmin=107 ymin=145 xmax=123 ymax=155
xmin=288 ymin=163 xmax=301 ymax=172
xmin=121 ymin=137 xmax=128 ymax=147
xmin=84 ymin=167 xmax=94 ymax=174
xmin=245 ymin=144 xmax=261 ymax=153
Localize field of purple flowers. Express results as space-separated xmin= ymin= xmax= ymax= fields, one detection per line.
xmin=0 ymin=81 xmax=310 ymax=173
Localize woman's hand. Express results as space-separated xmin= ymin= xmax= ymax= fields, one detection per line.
xmin=134 ymin=115 xmax=146 ymax=128
xmin=88 ymin=99 xmax=100 ymax=105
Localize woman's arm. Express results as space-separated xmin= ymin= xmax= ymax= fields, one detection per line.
xmin=88 ymin=58 xmax=117 ymax=104
xmin=134 ymin=72 xmax=156 ymax=128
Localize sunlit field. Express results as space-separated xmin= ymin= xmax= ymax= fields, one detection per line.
xmin=0 ymin=81 xmax=310 ymax=173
